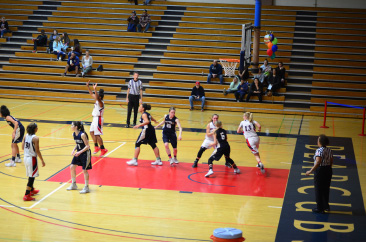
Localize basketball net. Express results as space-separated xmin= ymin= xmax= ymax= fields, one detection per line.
xmin=220 ymin=59 xmax=239 ymax=77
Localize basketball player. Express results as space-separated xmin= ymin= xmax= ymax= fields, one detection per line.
xmin=193 ymin=114 xmax=231 ymax=168
xmin=1 ymin=105 xmax=25 ymax=167
xmin=237 ymin=112 xmax=265 ymax=174
xmin=22 ymin=123 xmax=46 ymax=201
xmin=154 ymin=106 xmax=183 ymax=165
xmin=205 ymin=120 xmax=240 ymax=177
xmin=126 ymin=103 xmax=162 ymax=166
xmin=67 ymin=121 xmax=92 ymax=194
xmin=86 ymin=80 xmax=108 ymax=157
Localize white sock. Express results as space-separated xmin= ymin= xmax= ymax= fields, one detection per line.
xmin=85 ymin=180 xmax=89 ymax=187
xmin=72 ymin=178 xmax=76 ymax=184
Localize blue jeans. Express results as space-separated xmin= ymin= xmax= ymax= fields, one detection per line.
xmin=207 ymin=73 xmax=223 ymax=84
xmin=53 ymin=51 xmax=66 ymax=60
xmin=127 ymin=23 xmax=137 ymax=32
xmin=189 ymin=96 xmax=205 ymax=109
xmin=138 ymin=22 xmax=150 ymax=32
xmin=1 ymin=29 xmax=8 ymax=37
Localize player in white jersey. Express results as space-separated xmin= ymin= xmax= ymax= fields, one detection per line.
xmin=192 ymin=114 xmax=231 ymax=168
xmin=87 ymin=80 xmax=108 ymax=157
xmin=237 ymin=112 xmax=265 ymax=174
xmin=21 ymin=123 xmax=45 ymax=201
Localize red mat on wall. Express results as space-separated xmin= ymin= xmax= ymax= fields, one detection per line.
xmin=48 ymin=157 xmax=289 ymax=198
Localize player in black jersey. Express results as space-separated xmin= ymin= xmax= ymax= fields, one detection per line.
xmin=67 ymin=121 xmax=92 ymax=194
xmin=155 ymin=107 xmax=183 ymax=165
xmin=126 ymin=103 xmax=162 ymax=166
xmin=205 ymin=120 xmax=240 ymax=177
xmin=1 ymin=105 xmax=25 ymax=167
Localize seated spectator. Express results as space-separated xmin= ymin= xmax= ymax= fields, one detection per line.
xmin=246 ymin=78 xmax=263 ymax=103
xmin=0 ymin=17 xmax=10 ymax=38
xmin=253 ymin=68 xmax=265 ymax=85
xmin=32 ymin=29 xmax=47 ymax=53
xmin=62 ymin=52 xmax=80 ymax=77
xmin=138 ymin=10 xmax=151 ymax=33
xmin=276 ymin=61 xmax=286 ymax=88
xmin=81 ymin=50 xmax=93 ymax=78
xmin=207 ymin=60 xmax=223 ymax=85
xmin=235 ymin=79 xmax=249 ymax=102
xmin=260 ymin=59 xmax=272 ymax=85
xmin=238 ymin=64 xmax=249 ymax=81
xmin=189 ymin=82 xmax=205 ymax=112
xmin=68 ymin=39 xmax=82 ymax=57
xmin=223 ymin=76 xmax=240 ymax=95
xmin=47 ymin=29 xmax=59 ymax=53
xmin=53 ymin=36 xmax=66 ymax=61
xmin=267 ymin=68 xmax=281 ymax=96
xmin=144 ymin=0 xmax=152 ymax=5
xmin=61 ymin=32 xmax=70 ymax=52
xmin=127 ymin=11 xmax=139 ymax=32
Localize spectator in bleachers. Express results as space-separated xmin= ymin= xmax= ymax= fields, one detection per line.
xmin=266 ymin=68 xmax=281 ymax=96
xmin=53 ymin=36 xmax=66 ymax=61
xmin=207 ymin=60 xmax=223 ymax=85
xmin=128 ymin=0 xmax=138 ymax=5
xmin=1 ymin=17 xmax=10 ymax=38
xmin=127 ymin=11 xmax=139 ymax=32
xmin=68 ymin=39 xmax=82 ymax=57
xmin=235 ymin=79 xmax=249 ymax=102
xmin=143 ymin=0 xmax=152 ymax=5
xmin=47 ymin=30 xmax=59 ymax=53
xmin=253 ymin=68 xmax=265 ymax=85
xmin=32 ymin=30 xmax=47 ymax=53
xmin=189 ymin=82 xmax=205 ymax=112
xmin=246 ymin=78 xmax=263 ymax=103
xmin=61 ymin=32 xmax=70 ymax=52
xmin=223 ymin=76 xmax=240 ymax=95
xmin=62 ymin=52 xmax=80 ymax=77
xmin=238 ymin=64 xmax=249 ymax=81
xmin=138 ymin=10 xmax=151 ymax=33
xmin=276 ymin=61 xmax=286 ymax=88
xmin=81 ymin=50 xmax=93 ymax=78
xmin=260 ymin=59 xmax=271 ymax=86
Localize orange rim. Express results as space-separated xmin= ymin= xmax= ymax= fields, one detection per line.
xmin=219 ymin=59 xmax=240 ymax=63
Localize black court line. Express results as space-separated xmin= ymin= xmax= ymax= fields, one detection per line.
xmin=298 ymin=115 xmax=304 ymax=135
xmin=1 ymin=117 xmax=306 ymax=139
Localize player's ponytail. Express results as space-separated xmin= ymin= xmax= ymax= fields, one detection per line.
xmin=72 ymin=121 xmax=89 ymax=140
xmin=142 ymin=103 xmax=151 ymax=111
xmin=169 ymin=106 xmax=175 ymax=112
xmin=99 ymin=89 xmax=104 ymax=100
xmin=244 ymin=112 xmax=253 ymax=123
xmin=214 ymin=120 xmax=222 ymax=128
xmin=26 ymin=123 xmax=38 ymax=135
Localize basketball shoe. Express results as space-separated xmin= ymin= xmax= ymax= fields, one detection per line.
xmin=126 ymin=159 xmax=138 ymax=166
xmin=205 ymin=169 xmax=214 ymax=177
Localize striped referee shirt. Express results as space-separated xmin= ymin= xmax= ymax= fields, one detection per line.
xmin=313 ymin=147 xmax=333 ymax=166
xmin=128 ymin=79 xmax=143 ymax=95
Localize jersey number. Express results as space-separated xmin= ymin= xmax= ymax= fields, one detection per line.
xmin=220 ymin=132 xmax=225 ymax=140
xmin=25 ymin=142 xmax=30 ymax=149
xmin=244 ymin=125 xmax=252 ymax=132
xmin=77 ymin=144 xmax=81 ymax=150
xmin=166 ymin=123 xmax=171 ymax=128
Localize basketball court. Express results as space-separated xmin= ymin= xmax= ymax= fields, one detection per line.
xmin=0 ymin=98 xmax=365 ymax=241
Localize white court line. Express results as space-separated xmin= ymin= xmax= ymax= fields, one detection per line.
xmin=268 ymin=206 xmax=282 ymax=209
xmin=28 ymin=142 xmax=127 ymax=209
xmin=0 ymin=205 xmax=30 ymax=209
xmin=9 ymin=101 xmax=35 ymax=110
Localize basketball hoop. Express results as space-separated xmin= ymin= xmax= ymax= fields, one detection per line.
xmin=220 ymin=59 xmax=239 ymax=77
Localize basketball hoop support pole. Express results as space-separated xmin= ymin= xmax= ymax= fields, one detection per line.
xmin=252 ymin=0 xmax=261 ymax=71
xmin=359 ymin=107 xmax=365 ymax=136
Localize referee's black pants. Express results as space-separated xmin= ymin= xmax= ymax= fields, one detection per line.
xmin=314 ymin=166 xmax=332 ymax=211
xmin=127 ymin=94 xmax=140 ymax=125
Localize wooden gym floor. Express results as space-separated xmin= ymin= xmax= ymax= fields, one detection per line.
xmin=0 ymin=98 xmax=365 ymax=242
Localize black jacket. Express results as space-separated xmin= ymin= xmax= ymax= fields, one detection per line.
xmin=191 ymin=86 xmax=205 ymax=98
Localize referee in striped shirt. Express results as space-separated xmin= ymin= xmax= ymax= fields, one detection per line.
xmin=306 ymin=134 xmax=333 ymax=213
xmin=126 ymin=72 xmax=143 ymax=128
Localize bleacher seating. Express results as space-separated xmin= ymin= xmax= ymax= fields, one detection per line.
xmin=0 ymin=0 xmax=365 ymax=117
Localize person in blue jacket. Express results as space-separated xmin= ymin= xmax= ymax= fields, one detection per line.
xmin=207 ymin=60 xmax=224 ymax=85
